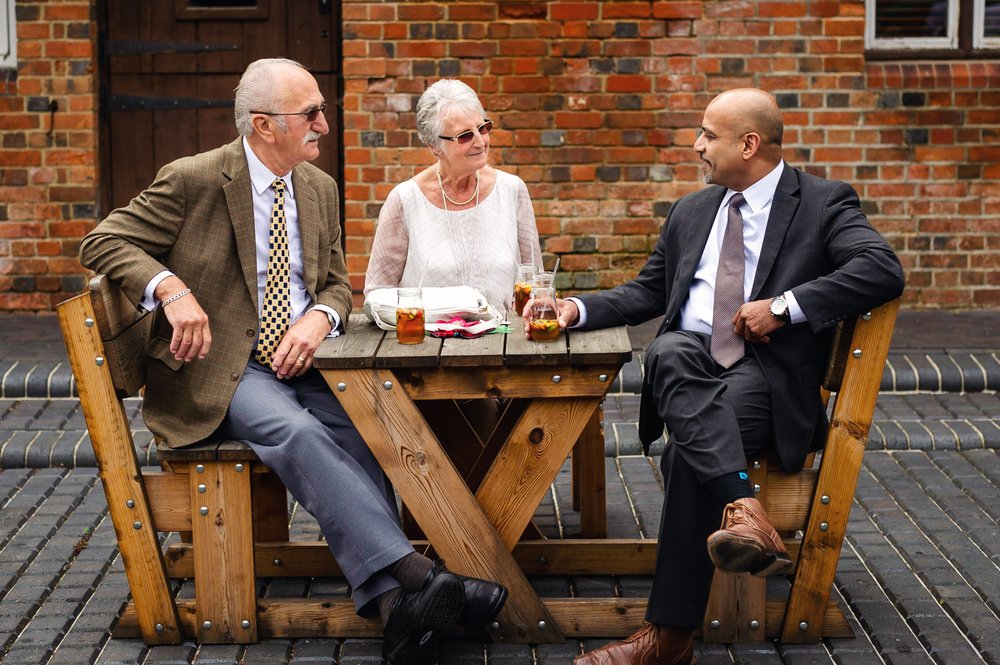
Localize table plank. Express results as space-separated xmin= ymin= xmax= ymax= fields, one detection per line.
xmin=373 ymin=335 xmax=443 ymax=368
xmin=503 ymin=326 xmax=570 ymax=366
xmin=568 ymin=326 xmax=632 ymax=365
xmin=439 ymin=332 xmax=506 ymax=367
xmin=314 ymin=314 xmax=384 ymax=369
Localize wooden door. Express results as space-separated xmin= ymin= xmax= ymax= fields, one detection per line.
xmin=100 ymin=0 xmax=341 ymax=211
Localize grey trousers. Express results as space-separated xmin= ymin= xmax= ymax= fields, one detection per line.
xmin=218 ymin=360 xmax=414 ymax=615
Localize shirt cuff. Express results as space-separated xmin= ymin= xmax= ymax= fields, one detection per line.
xmin=785 ymin=290 xmax=806 ymax=325
xmin=309 ymin=304 xmax=342 ymax=338
xmin=566 ymin=297 xmax=588 ymax=329
xmin=141 ymin=270 xmax=174 ymax=311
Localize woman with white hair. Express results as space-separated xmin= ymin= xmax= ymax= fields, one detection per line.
xmin=365 ymin=78 xmax=543 ymax=314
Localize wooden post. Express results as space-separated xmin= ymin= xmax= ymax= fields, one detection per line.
xmin=56 ymin=293 xmax=183 ymax=644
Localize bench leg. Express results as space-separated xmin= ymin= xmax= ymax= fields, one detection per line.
xmin=191 ymin=461 xmax=257 ymax=643
xmin=574 ymin=408 xmax=607 ymax=538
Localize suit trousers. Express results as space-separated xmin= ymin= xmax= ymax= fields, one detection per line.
xmin=218 ymin=360 xmax=414 ymax=615
xmin=642 ymin=331 xmax=771 ymax=628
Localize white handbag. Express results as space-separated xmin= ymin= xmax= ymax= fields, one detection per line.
xmin=363 ymin=286 xmax=501 ymax=333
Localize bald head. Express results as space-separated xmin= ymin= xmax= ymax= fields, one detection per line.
xmin=708 ymin=88 xmax=783 ymax=155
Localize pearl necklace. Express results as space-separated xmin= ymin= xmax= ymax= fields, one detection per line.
xmin=437 ymin=165 xmax=480 ymax=210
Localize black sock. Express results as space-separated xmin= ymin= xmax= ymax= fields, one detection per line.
xmin=378 ymin=587 xmax=403 ymax=625
xmin=706 ymin=470 xmax=754 ymax=505
xmin=389 ymin=552 xmax=434 ymax=591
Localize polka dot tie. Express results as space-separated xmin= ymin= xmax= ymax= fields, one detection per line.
xmin=711 ymin=193 xmax=747 ymax=369
xmin=255 ymin=178 xmax=290 ymax=367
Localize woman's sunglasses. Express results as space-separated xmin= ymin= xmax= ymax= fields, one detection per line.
xmin=438 ymin=119 xmax=494 ymax=144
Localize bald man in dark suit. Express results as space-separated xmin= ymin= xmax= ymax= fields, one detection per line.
xmin=530 ymin=89 xmax=904 ymax=664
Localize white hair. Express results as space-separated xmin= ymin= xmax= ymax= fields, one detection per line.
xmin=415 ymin=79 xmax=486 ymax=150
xmin=234 ymin=58 xmax=306 ymax=137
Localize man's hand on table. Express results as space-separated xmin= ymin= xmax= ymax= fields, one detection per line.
xmin=522 ymin=297 xmax=580 ymax=339
xmin=272 ymin=309 xmax=333 ymax=379
xmin=156 ymin=276 xmax=212 ymax=362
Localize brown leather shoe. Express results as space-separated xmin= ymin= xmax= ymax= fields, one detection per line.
xmin=706 ymin=497 xmax=793 ymax=577
xmin=573 ymin=623 xmax=695 ymax=665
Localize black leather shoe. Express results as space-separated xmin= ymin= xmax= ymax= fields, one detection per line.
xmin=454 ymin=574 xmax=507 ymax=628
xmin=381 ymin=567 xmax=464 ymax=665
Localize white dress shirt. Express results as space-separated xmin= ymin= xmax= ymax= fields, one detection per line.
xmin=572 ymin=161 xmax=805 ymax=329
xmin=142 ymin=137 xmax=340 ymax=334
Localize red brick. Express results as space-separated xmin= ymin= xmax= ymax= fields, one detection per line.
xmin=449 ymin=4 xmax=495 ymax=20
xmin=44 ymin=41 xmax=92 ymax=58
xmin=653 ymin=2 xmax=702 ymax=19
xmin=551 ymin=2 xmax=600 ymax=20
xmin=397 ymin=4 xmax=444 ymax=20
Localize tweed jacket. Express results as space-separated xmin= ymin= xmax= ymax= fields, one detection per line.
xmin=79 ymin=138 xmax=352 ymax=448
xmin=578 ymin=164 xmax=905 ymax=473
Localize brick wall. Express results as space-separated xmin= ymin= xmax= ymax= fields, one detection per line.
xmin=341 ymin=0 xmax=1000 ymax=309
xmin=0 ymin=0 xmax=96 ymax=312
xmin=1 ymin=0 xmax=998 ymax=312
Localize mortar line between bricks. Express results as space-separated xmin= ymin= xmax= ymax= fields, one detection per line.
xmin=838 ymin=535 xmax=894 ymax=665
xmin=44 ymin=364 xmax=63 ymax=400
xmin=885 ymin=356 xmax=898 ymax=392
xmin=967 ymin=354 xmax=990 ymax=391
xmin=867 ymin=454 xmax=997 ymax=659
xmin=613 ymin=456 xmax=647 ymax=539
xmin=960 ymin=418 xmax=987 ymax=448
xmin=38 ymin=484 xmax=119 ymax=664
xmin=962 ymin=450 xmax=1000 ymax=493
xmin=904 ymin=455 xmax=1000 ymax=609
xmin=0 ymin=469 xmax=66 ymax=577
xmin=923 ymin=353 xmax=945 ymax=393
xmin=944 ymin=353 xmax=970 ymax=393
xmin=1 ymin=362 xmax=20 ymax=399
xmin=848 ymin=470 xmax=942 ymax=663
xmin=900 ymin=354 xmax=921 ymax=392
xmin=939 ymin=419 xmax=963 ymax=451
xmin=0 ymin=470 xmax=82 ymax=655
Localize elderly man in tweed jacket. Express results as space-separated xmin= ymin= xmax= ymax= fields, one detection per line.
xmin=80 ymin=58 xmax=505 ymax=665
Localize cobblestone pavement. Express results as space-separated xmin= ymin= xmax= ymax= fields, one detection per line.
xmin=1 ymin=311 xmax=999 ymax=664
xmin=0 ymin=450 xmax=998 ymax=664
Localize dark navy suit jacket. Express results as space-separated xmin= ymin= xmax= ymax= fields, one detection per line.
xmin=578 ymin=164 xmax=905 ymax=473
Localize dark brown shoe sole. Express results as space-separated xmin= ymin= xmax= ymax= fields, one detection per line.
xmin=706 ymin=532 xmax=794 ymax=577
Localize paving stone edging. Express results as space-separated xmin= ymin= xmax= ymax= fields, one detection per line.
xmin=5 ymin=350 xmax=1000 ymax=399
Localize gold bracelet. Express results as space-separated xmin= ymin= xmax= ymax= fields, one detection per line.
xmin=162 ymin=288 xmax=191 ymax=307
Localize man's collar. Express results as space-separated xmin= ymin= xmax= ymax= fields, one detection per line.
xmin=725 ymin=161 xmax=784 ymax=212
xmin=242 ymin=136 xmax=294 ymax=198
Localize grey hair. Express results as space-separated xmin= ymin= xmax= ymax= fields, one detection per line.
xmin=234 ymin=58 xmax=306 ymax=137
xmin=415 ymin=79 xmax=486 ymax=150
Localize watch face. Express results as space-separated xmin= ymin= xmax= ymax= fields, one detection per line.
xmin=770 ymin=297 xmax=787 ymax=316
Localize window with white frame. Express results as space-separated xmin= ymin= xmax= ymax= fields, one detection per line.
xmin=1 ymin=0 xmax=16 ymax=69
xmin=866 ymin=0 xmax=1000 ymax=56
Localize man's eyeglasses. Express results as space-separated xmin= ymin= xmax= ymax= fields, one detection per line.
xmin=251 ymin=103 xmax=327 ymax=122
xmin=438 ymin=119 xmax=493 ymax=144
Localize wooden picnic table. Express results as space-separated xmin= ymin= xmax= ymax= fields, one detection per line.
xmin=313 ymin=314 xmax=644 ymax=643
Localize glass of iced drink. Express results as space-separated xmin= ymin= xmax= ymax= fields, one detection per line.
xmin=513 ymin=264 xmax=535 ymax=316
xmin=395 ymin=287 xmax=425 ymax=344
xmin=527 ymin=286 xmax=560 ymax=342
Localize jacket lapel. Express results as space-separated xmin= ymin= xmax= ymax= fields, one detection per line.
xmin=293 ymin=168 xmax=320 ymax=294
xmin=222 ymin=139 xmax=260 ymax=309
xmin=751 ymin=165 xmax=801 ymax=299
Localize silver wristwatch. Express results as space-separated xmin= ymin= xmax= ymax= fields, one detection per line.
xmin=769 ymin=295 xmax=791 ymax=323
